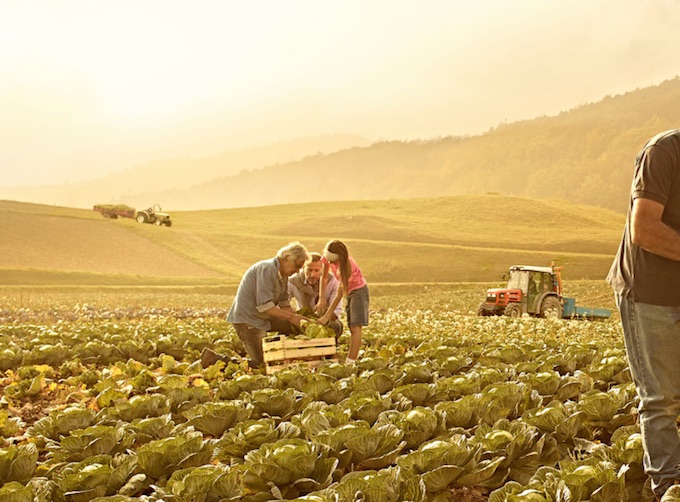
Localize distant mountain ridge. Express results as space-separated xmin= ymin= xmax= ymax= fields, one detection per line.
xmin=3 ymin=77 xmax=680 ymax=212
xmin=0 ymin=134 xmax=371 ymax=209
xmin=116 ymin=77 xmax=680 ymax=213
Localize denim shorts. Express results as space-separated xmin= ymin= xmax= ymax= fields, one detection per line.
xmin=346 ymin=285 xmax=369 ymax=327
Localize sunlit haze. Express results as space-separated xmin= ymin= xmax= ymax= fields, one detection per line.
xmin=2 ymin=0 xmax=680 ymax=187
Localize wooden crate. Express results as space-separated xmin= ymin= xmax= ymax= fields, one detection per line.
xmin=262 ymin=334 xmax=337 ymax=374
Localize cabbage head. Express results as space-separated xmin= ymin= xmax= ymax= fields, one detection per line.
xmin=242 ymin=439 xmax=337 ymax=498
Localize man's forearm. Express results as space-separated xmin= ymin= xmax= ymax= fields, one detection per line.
xmin=632 ymin=198 xmax=680 ymax=261
xmin=634 ymin=221 xmax=680 ymax=261
xmin=264 ymin=306 xmax=299 ymax=322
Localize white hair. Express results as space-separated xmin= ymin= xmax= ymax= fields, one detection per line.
xmin=277 ymin=242 xmax=309 ymax=262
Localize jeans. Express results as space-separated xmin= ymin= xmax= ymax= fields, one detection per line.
xmin=232 ymin=318 xmax=297 ymax=369
xmin=617 ymin=293 xmax=680 ymax=496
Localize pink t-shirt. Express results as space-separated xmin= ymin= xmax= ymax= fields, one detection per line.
xmin=321 ymin=255 xmax=367 ymax=293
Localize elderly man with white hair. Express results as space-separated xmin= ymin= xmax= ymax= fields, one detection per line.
xmin=202 ymin=242 xmax=310 ymax=369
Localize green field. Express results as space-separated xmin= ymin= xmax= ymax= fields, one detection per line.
xmin=0 ymin=279 xmax=616 ymax=317
xmin=0 ymin=195 xmax=624 ymax=287
xmin=0 ymin=284 xmax=646 ymax=501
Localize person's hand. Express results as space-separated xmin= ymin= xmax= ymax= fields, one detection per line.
xmin=315 ymin=298 xmax=327 ymax=313
xmin=317 ymin=314 xmax=330 ymax=326
xmin=290 ymin=314 xmax=305 ymax=327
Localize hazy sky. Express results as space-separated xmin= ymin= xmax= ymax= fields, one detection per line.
xmin=2 ymin=0 xmax=680 ymax=187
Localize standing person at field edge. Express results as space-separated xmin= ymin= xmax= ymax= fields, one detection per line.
xmin=607 ymin=129 xmax=680 ymax=499
xmin=316 ymin=240 xmax=369 ymax=364
xmin=287 ymin=252 xmax=344 ymax=338
xmin=203 ymin=242 xmax=310 ymax=370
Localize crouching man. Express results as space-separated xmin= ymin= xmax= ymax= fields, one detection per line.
xmin=288 ymin=252 xmax=344 ymax=338
xmin=203 ymin=242 xmax=310 ymax=369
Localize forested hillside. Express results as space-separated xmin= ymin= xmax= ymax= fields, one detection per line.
xmin=122 ymin=77 xmax=680 ymax=212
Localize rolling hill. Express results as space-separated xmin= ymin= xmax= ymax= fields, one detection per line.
xmin=0 ymin=196 xmax=624 ymax=287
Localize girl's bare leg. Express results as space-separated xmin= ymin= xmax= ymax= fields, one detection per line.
xmin=348 ymin=325 xmax=362 ymax=360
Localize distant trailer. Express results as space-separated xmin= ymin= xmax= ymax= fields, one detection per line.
xmin=93 ymin=204 xmax=136 ymax=219
xmin=562 ymin=297 xmax=611 ymax=320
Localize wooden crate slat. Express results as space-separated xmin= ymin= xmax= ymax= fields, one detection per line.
xmin=262 ymin=334 xmax=338 ymax=374
xmin=265 ymin=358 xmax=338 ymax=375
xmin=263 ymin=335 xmax=335 ymax=351
xmin=264 ymin=345 xmax=336 ymax=362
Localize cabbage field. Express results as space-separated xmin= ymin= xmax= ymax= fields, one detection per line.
xmin=0 ymin=286 xmax=659 ymax=502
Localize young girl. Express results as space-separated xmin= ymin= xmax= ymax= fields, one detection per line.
xmin=316 ymin=240 xmax=369 ymax=363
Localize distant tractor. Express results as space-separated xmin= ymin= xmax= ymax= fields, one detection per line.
xmin=477 ymin=265 xmax=564 ymax=318
xmin=477 ymin=264 xmax=611 ymax=320
xmin=135 ymin=204 xmax=172 ymax=227
xmin=93 ymin=203 xmax=172 ymax=227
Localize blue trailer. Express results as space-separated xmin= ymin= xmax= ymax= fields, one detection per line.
xmin=562 ymin=297 xmax=611 ymax=320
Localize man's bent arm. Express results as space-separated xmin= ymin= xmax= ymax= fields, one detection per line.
xmin=632 ymin=197 xmax=680 ymax=261
xmin=263 ymin=305 xmax=304 ymax=326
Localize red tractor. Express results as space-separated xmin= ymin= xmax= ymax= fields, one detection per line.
xmin=477 ymin=265 xmax=563 ymax=318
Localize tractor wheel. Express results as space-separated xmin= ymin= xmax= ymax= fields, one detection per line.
xmin=504 ymin=303 xmax=522 ymax=317
xmin=477 ymin=302 xmax=490 ymax=316
xmin=136 ymin=214 xmax=147 ymax=224
xmin=540 ymin=296 xmax=562 ymax=319
xmin=164 ymin=220 xmax=172 ymax=227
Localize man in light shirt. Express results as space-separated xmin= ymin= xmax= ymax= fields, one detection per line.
xmin=202 ymin=242 xmax=309 ymax=369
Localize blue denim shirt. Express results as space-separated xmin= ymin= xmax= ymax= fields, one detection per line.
xmin=227 ymin=257 xmax=290 ymax=330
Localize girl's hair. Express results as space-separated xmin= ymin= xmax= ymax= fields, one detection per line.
xmin=325 ymin=240 xmax=351 ymax=292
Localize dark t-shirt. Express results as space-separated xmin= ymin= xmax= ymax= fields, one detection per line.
xmin=607 ymin=129 xmax=680 ymax=306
